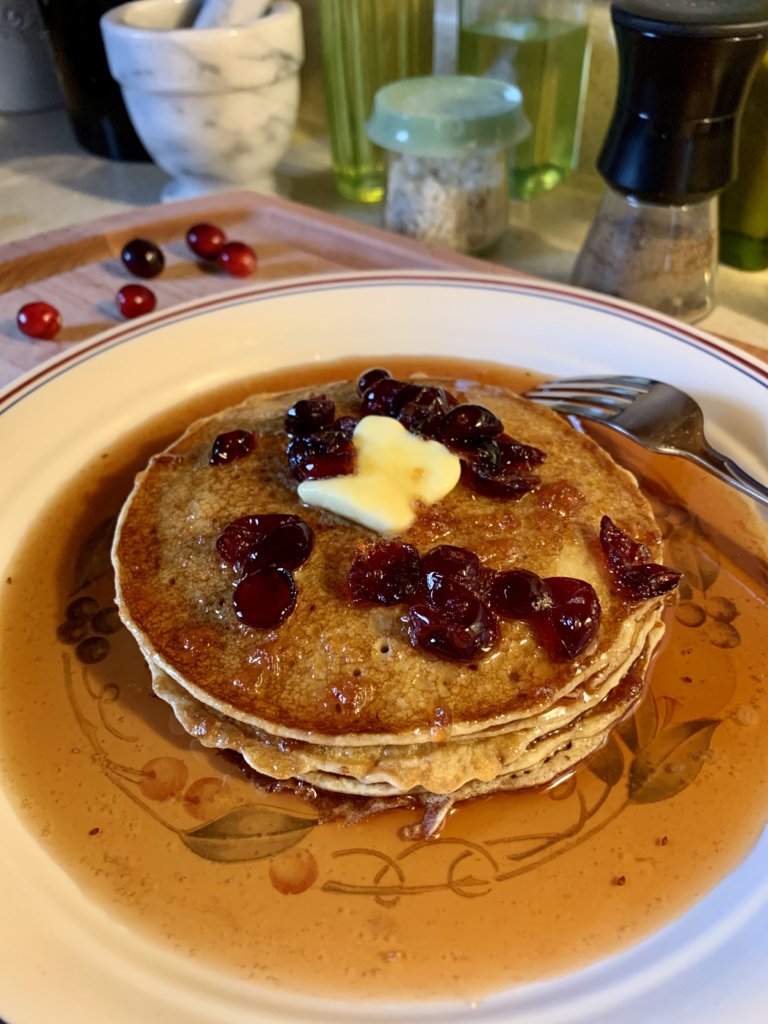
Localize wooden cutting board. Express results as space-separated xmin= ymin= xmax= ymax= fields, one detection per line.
xmin=0 ymin=191 xmax=523 ymax=389
xmin=0 ymin=190 xmax=762 ymax=389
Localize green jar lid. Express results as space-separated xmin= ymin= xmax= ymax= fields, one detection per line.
xmin=366 ymin=75 xmax=528 ymax=157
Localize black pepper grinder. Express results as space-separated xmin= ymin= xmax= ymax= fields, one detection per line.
xmin=572 ymin=0 xmax=768 ymax=323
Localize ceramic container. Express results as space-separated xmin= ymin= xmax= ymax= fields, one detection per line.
xmin=101 ymin=0 xmax=303 ymax=200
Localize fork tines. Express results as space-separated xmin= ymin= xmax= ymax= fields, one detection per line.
xmin=525 ymin=375 xmax=659 ymax=397
xmin=524 ymin=375 xmax=661 ymax=419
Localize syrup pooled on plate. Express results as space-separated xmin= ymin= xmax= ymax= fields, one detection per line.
xmin=1 ymin=356 xmax=767 ymax=1002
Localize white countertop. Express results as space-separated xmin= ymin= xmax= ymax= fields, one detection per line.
xmin=1 ymin=106 xmax=766 ymax=353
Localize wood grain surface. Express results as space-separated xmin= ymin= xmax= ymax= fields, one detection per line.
xmin=0 ymin=190 xmax=762 ymax=390
xmin=0 ymin=191 xmax=520 ymax=389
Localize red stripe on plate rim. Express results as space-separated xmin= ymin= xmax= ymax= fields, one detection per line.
xmin=2 ymin=271 xmax=766 ymax=411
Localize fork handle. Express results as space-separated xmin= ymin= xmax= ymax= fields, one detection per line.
xmin=689 ymin=444 xmax=768 ymax=510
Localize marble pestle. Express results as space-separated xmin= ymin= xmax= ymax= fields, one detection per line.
xmin=193 ymin=0 xmax=272 ymax=29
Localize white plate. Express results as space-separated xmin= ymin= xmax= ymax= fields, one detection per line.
xmin=0 ymin=271 xmax=766 ymax=1024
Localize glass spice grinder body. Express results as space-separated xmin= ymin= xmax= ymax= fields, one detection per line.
xmin=572 ymin=0 xmax=768 ymax=323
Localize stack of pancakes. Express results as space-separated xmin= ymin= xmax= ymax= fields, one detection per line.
xmin=112 ymin=377 xmax=671 ymax=828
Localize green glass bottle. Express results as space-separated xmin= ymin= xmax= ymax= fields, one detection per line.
xmin=720 ymin=54 xmax=768 ymax=271
xmin=319 ymin=0 xmax=434 ymax=202
xmin=458 ymin=0 xmax=591 ymax=200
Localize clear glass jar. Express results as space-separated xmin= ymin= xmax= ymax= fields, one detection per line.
xmin=366 ymin=75 xmax=527 ymax=253
xmin=572 ymin=187 xmax=718 ymax=323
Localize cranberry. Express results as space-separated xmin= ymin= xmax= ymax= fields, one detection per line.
xmin=217 ymin=241 xmax=256 ymax=277
xmin=217 ymin=513 xmax=300 ymax=565
xmin=535 ymin=577 xmax=601 ymax=662
xmin=233 ymin=566 xmax=297 ymax=628
xmin=491 ymin=569 xmax=551 ymax=618
xmin=397 ymin=386 xmax=453 ymax=437
xmin=186 ymin=222 xmax=227 ymax=261
xmin=348 ymin=541 xmax=422 ymax=605
xmin=461 ymin=458 xmax=539 ymax=499
xmin=600 ymin=515 xmax=651 ymax=567
xmin=292 ymin=449 xmax=355 ymax=481
xmin=209 ymin=429 xmax=255 ymax=465
xmin=407 ymin=583 xmax=498 ymax=662
xmin=242 ymin=520 xmax=314 ymax=573
xmin=426 ymin=573 xmax=480 ymax=618
xmin=390 ymin=382 xmax=427 ymax=416
xmin=116 ymin=284 xmax=156 ymax=319
xmin=287 ymin=427 xmax=355 ymax=481
xmin=335 ymin=415 xmax=359 ymax=438
xmin=217 ymin=514 xmax=312 ymax=571
xmin=284 ymin=395 xmax=335 ymax=436
xmin=422 ymin=545 xmax=480 ymax=583
xmin=121 ymin=238 xmax=165 ymax=279
xmin=357 ymin=367 xmax=390 ymax=395
xmin=439 ymin=404 xmax=503 ymax=448
xmin=619 ymin=563 xmax=684 ymax=597
xmin=406 ymin=606 xmax=468 ymax=661
xmin=464 ymin=437 xmax=503 ymax=473
xmin=496 ymin=435 xmax=547 ymax=469
xmin=16 ymin=301 xmax=62 ymax=340
xmin=468 ymin=566 xmax=500 ymax=604
xmin=461 ymin=433 xmax=545 ymax=499
xmin=360 ymin=378 xmax=416 ymax=417
xmin=491 ymin=570 xmax=600 ymax=661
xmin=600 ymin=516 xmax=681 ymax=599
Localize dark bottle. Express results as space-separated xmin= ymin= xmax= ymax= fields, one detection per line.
xmin=573 ymin=0 xmax=768 ymax=322
xmin=36 ymin=0 xmax=150 ymax=162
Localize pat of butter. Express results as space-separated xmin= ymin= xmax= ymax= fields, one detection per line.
xmin=297 ymin=416 xmax=461 ymax=534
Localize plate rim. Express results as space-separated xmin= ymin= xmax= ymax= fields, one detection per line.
xmin=2 ymin=270 xmax=767 ymax=416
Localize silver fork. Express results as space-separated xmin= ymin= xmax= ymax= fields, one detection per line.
xmin=524 ymin=375 xmax=768 ymax=509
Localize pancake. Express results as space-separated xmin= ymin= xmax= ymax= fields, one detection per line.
xmin=149 ymin=629 xmax=653 ymax=796
xmin=112 ymin=374 xmax=678 ymax=822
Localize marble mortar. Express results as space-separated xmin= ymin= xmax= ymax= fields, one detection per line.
xmin=101 ymin=0 xmax=303 ymax=200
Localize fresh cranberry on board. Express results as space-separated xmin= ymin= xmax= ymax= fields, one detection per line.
xmin=186 ymin=222 xmax=227 ymax=261
xmin=16 ymin=302 xmax=62 ymax=340
xmin=116 ymin=284 xmax=157 ymax=319
xmin=121 ymin=238 xmax=165 ymax=279
xmin=217 ymin=241 xmax=257 ymax=277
